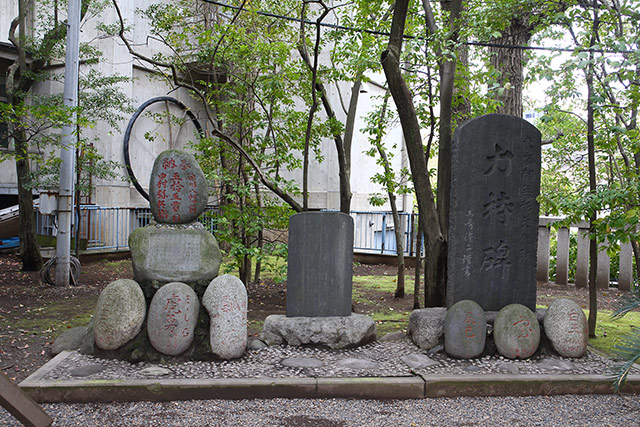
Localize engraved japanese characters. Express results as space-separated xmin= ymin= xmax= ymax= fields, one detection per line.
xmin=448 ymin=114 xmax=542 ymax=311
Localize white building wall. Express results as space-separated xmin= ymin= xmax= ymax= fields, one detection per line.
xmin=0 ymin=0 xmax=413 ymax=213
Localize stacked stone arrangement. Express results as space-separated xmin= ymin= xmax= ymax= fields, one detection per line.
xmin=409 ymin=300 xmax=588 ymax=360
xmin=58 ymin=149 xmax=248 ymax=361
xmin=261 ymin=212 xmax=376 ymax=349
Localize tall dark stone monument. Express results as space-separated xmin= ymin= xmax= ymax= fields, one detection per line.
xmin=447 ymin=114 xmax=541 ymax=311
xmin=286 ymin=211 xmax=354 ymax=317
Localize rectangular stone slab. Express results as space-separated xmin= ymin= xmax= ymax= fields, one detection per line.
xmin=286 ymin=212 xmax=354 ymax=317
xmin=447 ymin=114 xmax=541 ymax=311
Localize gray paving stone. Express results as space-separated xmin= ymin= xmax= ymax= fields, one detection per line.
xmin=281 ymin=357 xmax=323 ymax=368
xmin=337 ymin=358 xmax=379 ymax=370
xmin=401 ymin=353 xmax=439 ymax=369
xmin=69 ymin=364 xmax=105 ymax=377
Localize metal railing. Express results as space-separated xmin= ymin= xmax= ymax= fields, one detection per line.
xmin=35 ymin=206 xmax=219 ymax=251
xmin=351 ymin=211 xmax=421 ymax=256
xmin=33 ymin=207 xmax=637 ymax=289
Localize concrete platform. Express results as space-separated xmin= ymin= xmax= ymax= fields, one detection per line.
xmin=19 ymin=351 xmax=640 ymax=403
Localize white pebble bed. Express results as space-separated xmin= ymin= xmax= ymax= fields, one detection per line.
xmin=43 ymin=339 xmax=628 ymax=381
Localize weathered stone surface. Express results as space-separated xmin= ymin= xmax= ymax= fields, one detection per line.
xmin=52 ymin=318 xmax=95 ymax=356
xmin=247 ymin=339 xmax=267 ymax=351
xmin=401 ymin=354 xmax=439 ymax=369
xmin=129 ymin=225 xmax=221 ymax=284
xmin=379 ymin=331 xmax=406 ymax=342
xmin=448 ymin=114 xmax=541 ymax=311
xmin=149 ymin=149 xmax=207 ymax=224
xmin=286 ymin=212 xmax=354 ymax=317
xmin=261 ymin=314 xmax=376 ymax=349
xmin=493 ymin=304 xmax=540 ymax=359
xmin=147 ymin=282 xmax=199 ymax=356
xmin=337 ymin=358 xmax=379 ymax=370
xmin=70 ymin=364 xmax=105 ymax=377
xmin=408 ymin=308 xmax=446 ymax=350
xmin=486 ymin=308 xmax=546 ymax=325
xmin=444 ymin=300 xmax=487 ymax=359
xmin=544 ymin=298 xmax=588 ymax=358
xmin=537 ymin=358 xmax=578 ymax=371
xmin=93 ymin=279 xmax=146 ymax=351
xmin=139 ymin=366 xmax=172 ymax=377
xmin=203 ymin=275 xmax=248 ymax=359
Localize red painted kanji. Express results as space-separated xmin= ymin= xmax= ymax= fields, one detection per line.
xmin=162 ymin=158 xmax=176 ymax=170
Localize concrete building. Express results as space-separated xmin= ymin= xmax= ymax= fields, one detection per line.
xmin=0 ymin=1 xmax=411 ymax=222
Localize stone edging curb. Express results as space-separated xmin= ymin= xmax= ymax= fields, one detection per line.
xmin=19 ymin=351 xmax=640 ymax=402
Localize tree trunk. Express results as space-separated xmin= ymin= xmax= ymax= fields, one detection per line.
xmin=254 ymin=181 xmax=263 ymax=283
xmin=340 ymin=77 xmax=362 ymax=213
xmin=488 ymin=17 xmax=534 ymax=117
xmin=630 ymin=239 xmax=640 ymax=281
xmin=10 ymin=0 xmax=43 ymax=271
xmin=413 ymin=217 xmax=422 ymax=309
xmin=373 ymin=95 xmax=405 ymax=298
xmin=383 ymin=0 xmax=451 ymax=307
xmin=14 ymin=129 xmax=43 ymax=271
xmin=586 ymin=1 xmax=599 ymax=337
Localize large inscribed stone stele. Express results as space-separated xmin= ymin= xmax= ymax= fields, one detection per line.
xmin=447 ymin=114 xmax=541 ymax=311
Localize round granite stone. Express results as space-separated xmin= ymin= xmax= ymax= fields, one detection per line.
xmin=147 ymin=282 xmax=199 ymax=356
xmin=93 ymin=279 xmax=146 ymax=351
xmin=203 ymin=275 xmax=248 ymax=359
xmin=444 ymin=300 xmax=487 ymax=359
xmin=149 ymin=150 xmax=207 ymax=224
xmin=544 ymin=298 xmax=588 ymax=358
xmin=493 ymin=304 xmax=540 ymax=359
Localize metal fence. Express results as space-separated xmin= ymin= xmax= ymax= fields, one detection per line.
xmin=32 ymin=207 xmax=638 ymax=289
xmin=351 ymin=211 xmax=421 ymax=256
xmin=35 ymin=206 xmax=219 ymax=251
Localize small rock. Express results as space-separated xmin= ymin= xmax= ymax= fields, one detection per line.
xmin=247 ymin=339 xmax=268 ymax=351
xmin=496 ymin=362 xmax=520 ymax=374
xmin=337 ymin=358 xmax=379 ymax=369
xmin=139 ymin=366 xmax=172 ymax=377
xmin=401 ymin=353 xmax=439 ymax=369
xmin=52 ymin=325 xmax=93 ymax=356
xmin=261 ymin=314 xmax=376 ymax=349
xmin=537 ymin=358 xmax=577 ymax=371
xmin=70 ymin=364 xmax=105 ymax=377
xmin=379 ymin=331 xmax=406 ymax=342
xmin=408 ymin=308 xmax=446 ymax=350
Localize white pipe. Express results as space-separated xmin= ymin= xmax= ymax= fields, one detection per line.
xmin=55 ymin=0 xmax=81 ymax=286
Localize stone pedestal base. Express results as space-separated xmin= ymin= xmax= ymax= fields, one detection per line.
xmin=260 ymin=314 xmax=376 ymax=349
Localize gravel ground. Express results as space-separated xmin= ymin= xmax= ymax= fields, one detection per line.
xmin=2 ymin=395 xmax=640 ymax=426
xmin=42 ymin=339 xmax=630 ymax=381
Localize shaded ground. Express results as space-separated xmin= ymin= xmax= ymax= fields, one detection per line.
xmin=0 ymin=252 xmax=630 ymax=383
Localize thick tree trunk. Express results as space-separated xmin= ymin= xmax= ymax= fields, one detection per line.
xmin=586 ymin=3 xmax=599 ymax=337
xmin=413 ymin=218 xmax=422 ymax=309
xmin=489 ymin=17 xmax=534 ymax=117
xmin=14 ymin=130 xmax=43 ymax=271
xmin=382 ymin=0 xmax=446 ymax=307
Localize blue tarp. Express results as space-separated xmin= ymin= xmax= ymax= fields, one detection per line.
xmin=0 ymin=237 xmax=19 ymax=249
